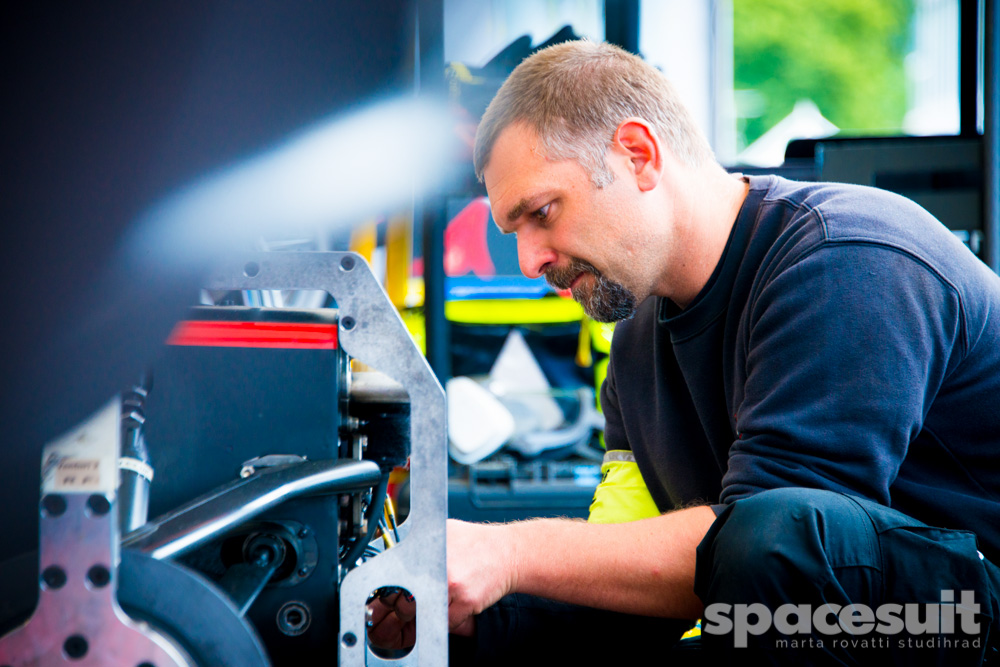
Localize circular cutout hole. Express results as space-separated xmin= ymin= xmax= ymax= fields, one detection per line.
xmin=63 ymin=634 xmax=88 ymax=659
xmin=276 ymin=601 xmax=311 ymax=636
xmin=343 ymin=632 xmax=357 ymax=647
xmin=87 ymin=564 xmax=111 ymax=588
xmin=341 ymin=316 xmax=356 ymax=331
xmin=366 ymin=586 xmax=416 ymax=658
xmin=41 ymin=494 xmax=66 ymax=518
xmin=244 ymin=261 xmax=260 ymax=277
xmin=137 ymin=663 xmax=156 ymax=667
xmin=86 ymin=494 xmax=110 ymax=516
xmin=41 ymin=565 xmax=67 ymax=590
xmin=340 ymin=256 xmax=356 ymax=271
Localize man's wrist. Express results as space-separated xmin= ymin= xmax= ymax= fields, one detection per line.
xmin=503 ymin=518 xmax=582 ymax=597
xmin=502 ymin=521 xmax=524 ymax=597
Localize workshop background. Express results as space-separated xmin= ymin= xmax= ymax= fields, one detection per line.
xmin=0 ymin=0 xmax=996 ymax=664
xmin=3 ymin=0 xmax=993 ymax=530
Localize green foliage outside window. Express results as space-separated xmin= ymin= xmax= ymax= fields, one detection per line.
xmin=733 ymin=0 xmax=915 ymax=150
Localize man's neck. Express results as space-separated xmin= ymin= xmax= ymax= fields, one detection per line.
xmin=664 ymin=167 xmax=750 ymax=309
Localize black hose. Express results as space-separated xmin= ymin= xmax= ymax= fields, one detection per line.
xmin=340 ymin=472 xmax=390 ymax=570
xmin=119 ymin=375 xmax=153 ymax=533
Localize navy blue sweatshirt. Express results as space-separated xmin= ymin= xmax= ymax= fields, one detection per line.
xmin=602 ymin=175 xmax=1000 ymax=561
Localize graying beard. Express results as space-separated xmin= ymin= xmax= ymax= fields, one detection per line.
xmin=584 ymin=274 xmax=637 ymax=322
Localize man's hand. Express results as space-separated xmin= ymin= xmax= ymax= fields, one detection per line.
xmin=366 ymin=519 xmax=517 ymax=651
xmin=447 ymin=518 xmax=519 ymax=634
xmin=367 ymin=589 xmax=416 ymax=650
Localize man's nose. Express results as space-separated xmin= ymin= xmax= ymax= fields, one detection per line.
xmin=516 ymin=229 xmax=557 ymax=279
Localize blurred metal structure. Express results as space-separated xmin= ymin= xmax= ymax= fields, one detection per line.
xmin=0 ymin=252 xmax=448 ymax=666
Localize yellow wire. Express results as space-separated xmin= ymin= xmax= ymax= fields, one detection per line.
xmin=380 ymin=518 xmax=396 ymax=549
xmin=384 ymin=496 xmax=398 ymax=532
xmin=380 ymin=499 xmax=400 ymax=549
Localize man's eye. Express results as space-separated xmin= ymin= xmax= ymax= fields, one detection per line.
xmin=533 ymin=204 xmax=551 ymax=221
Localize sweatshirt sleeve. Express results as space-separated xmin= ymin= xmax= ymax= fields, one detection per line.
xmin=720 ymin=242 xmax=965 ymax=506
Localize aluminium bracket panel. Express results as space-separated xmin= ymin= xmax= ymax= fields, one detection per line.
xmin=206 ymin=251 xmax=447 ymax=667
xmin=0 ymin=398 xmax=192 ymax=666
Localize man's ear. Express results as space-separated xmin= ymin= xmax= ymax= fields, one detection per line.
xmin=613 ymin=119 xmax=662 ymax=192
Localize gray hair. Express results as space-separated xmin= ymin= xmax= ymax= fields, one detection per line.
xmin=474 ymin=40 xmax=715 ymax=187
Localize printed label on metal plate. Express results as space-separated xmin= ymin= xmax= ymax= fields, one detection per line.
xmin=53 ymin=458 xmax=103 ymax=491
xmin=41 ymin=397 xmax=121 ymax=494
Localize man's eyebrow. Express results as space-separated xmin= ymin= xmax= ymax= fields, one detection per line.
xmin=505 ymin=196 xmax=541 ymax=224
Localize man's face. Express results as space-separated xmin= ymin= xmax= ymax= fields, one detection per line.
xmin=482 ymin=123 xmax=642 ymax=322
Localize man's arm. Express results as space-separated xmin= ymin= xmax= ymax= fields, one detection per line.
xmin=446 ymin=505 xmax=715 ymax=632
xmin=443 ymin=302 xmax=713 ymax=632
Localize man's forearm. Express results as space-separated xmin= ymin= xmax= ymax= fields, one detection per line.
xmin=382 ymin=507 xmax=717 ymax=647
xmin=504 ymin=506 xmax=715 ymax=618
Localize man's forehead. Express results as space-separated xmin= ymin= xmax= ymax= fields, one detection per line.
xmin=484 ymin=124 xmax=546 ymax=182
xmin=483 ymin=125 xmax=544 ymax=219
xmin=485 ymin=123 xmax=586 ymax=217
xmin=497 ymin=121 xmax=546 ymax=155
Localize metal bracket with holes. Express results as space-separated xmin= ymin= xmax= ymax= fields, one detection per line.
xmin=204 ymin=251 xmax=448 ymax=667
xmin=0 ymin=399 xmax=192 ymax=667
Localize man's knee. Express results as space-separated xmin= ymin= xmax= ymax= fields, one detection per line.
xmin=695 ymin=488 xmax=878 ymax=605
xmin=704 ymin=487 xmax=868 ymax=561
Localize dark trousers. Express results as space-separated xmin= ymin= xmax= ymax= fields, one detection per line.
xmin=454 ymin=488 xmax=1000 ymax=666
xmin=695 ymin=487 xmax=1000 ymax=665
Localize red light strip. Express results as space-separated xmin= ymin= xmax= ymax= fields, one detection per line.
xmin=168 ymin=320 xmax=338 ymax=350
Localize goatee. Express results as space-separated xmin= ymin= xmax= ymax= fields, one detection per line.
xmin=545 ymin=258 xmax=637 ymax=323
